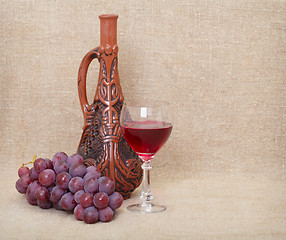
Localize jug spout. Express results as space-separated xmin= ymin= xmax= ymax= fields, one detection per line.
xmin=99 ymin=14 xmax=118 ymax=46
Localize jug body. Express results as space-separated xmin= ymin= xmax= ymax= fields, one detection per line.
xmin=77 ymin=15 xmax=142 ymax=198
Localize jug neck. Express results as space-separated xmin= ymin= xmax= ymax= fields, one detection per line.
xmin=99 ymin=14 xmax=118 ymax=46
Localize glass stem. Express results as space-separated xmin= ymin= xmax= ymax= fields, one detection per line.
xmin=140 ymin=160 xmax=153 ymax=207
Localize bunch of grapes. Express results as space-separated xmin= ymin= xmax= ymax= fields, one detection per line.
xmin=15 ymin=152 xmax=124 ymax=224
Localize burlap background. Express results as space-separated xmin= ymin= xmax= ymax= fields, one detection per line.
xmin=1 ymin=0 xmax=285 ymax=239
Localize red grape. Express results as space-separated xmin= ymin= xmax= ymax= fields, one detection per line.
xmin=98 ymin=177 xmax=115 ymax=195
xmin=34 ymin=158 xmax=48 ymax=173
xmin=45 ymin=158 xmax=53 ymax=169
xmin=74 ymin=190 xmax=85 ymax=204
xmin=68 ymin=177 xmax=84 ymax=193
xmin=74 ymin=204 xmax=84 ymax=221
xmin=83 ymin=206 xmax=98 ymax=224
xmin=50 ymin=186 xmax=67 ymax=202
xmin=29 ymin=167 xmax=39 ymax=181
xmin=79 ymin=192 xmax=94 ymax=208
xmin=26 ymin=181 xmax=41 ymax=205
xmin=52 ymin=152 xmax=68 ymax=165
xmin=83 ymin=172 xmax=100 ymax=182
xmin=35 ymin=186 xmax=49 ymax=202
xmin=93 ymin=192 xmax=109 ymax=209
xmin=86 ymin=166 xmax=101 ymax=177
xmin=20 ymin=173 xmax=32 ymax=188
xmin=39 ymin=169 xmax=56 ymax=187
xmin=18 ymin=166 xmax=29 ymax=178
xmin=15 ymin=179 xmax=27 ymax=194
xmin=54 ymin=160 xmax=69 ymax=174
xmin=37 ymin=200 xmax=53 ymax=209
xmin=108 ymin=192 xmax=123 ymax=210
xmin=67 ymin=154 xmax=84 ymax=166
xmin=56 ymin=172 xmax=72 ymax=189
xmin=98 ymin=206 xmax=113 ymax=222
xmin=60 ymin=192 xmax=76 ymax=211
xmin=69 ymin=163 xmax=87 ymax=178
xmin=84 ymin=178 xmax=99 ymax=195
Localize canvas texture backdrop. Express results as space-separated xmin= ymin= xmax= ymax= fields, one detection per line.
xmin=0 ymin=0 xmax=285 ymax=239
xmin=1 ymin=0 xmax=285 ymax=179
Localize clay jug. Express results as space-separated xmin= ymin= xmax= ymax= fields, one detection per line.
xmin=76 ymin=14 xmax=142 ymax=199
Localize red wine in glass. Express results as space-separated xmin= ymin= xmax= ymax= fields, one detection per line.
xmin=120 ymin=100 xmax=173 ymax=213
xmin=121 ymin=120 xmax=172 ymax=159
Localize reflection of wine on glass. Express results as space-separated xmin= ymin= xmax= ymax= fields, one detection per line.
xmin=120 ymin=101 xmax=173 ymax=213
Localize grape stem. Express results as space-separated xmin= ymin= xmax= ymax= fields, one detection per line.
xmin=22 ymin=155 xmax=37 ymax=167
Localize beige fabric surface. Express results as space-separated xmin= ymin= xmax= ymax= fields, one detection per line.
xmin=1 ymin=0 xmax=286 ymax=239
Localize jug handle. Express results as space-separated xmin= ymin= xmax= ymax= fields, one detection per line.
xmin=78 ymin=47 xmax=101 ymax=129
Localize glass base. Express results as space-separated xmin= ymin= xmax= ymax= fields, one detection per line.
xmin=126 ymin=203 xmax=166 ymax=214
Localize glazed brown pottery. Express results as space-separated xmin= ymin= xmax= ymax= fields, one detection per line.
xmin=77 ymin=14 xmax=142 ymax=198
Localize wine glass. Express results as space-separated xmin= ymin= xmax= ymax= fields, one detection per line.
xmin=120 ymin=99 xmax=173 ymax=213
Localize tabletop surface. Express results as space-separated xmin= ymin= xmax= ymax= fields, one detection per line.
xmin=1 ymin=170 xmax=285 ymax=240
